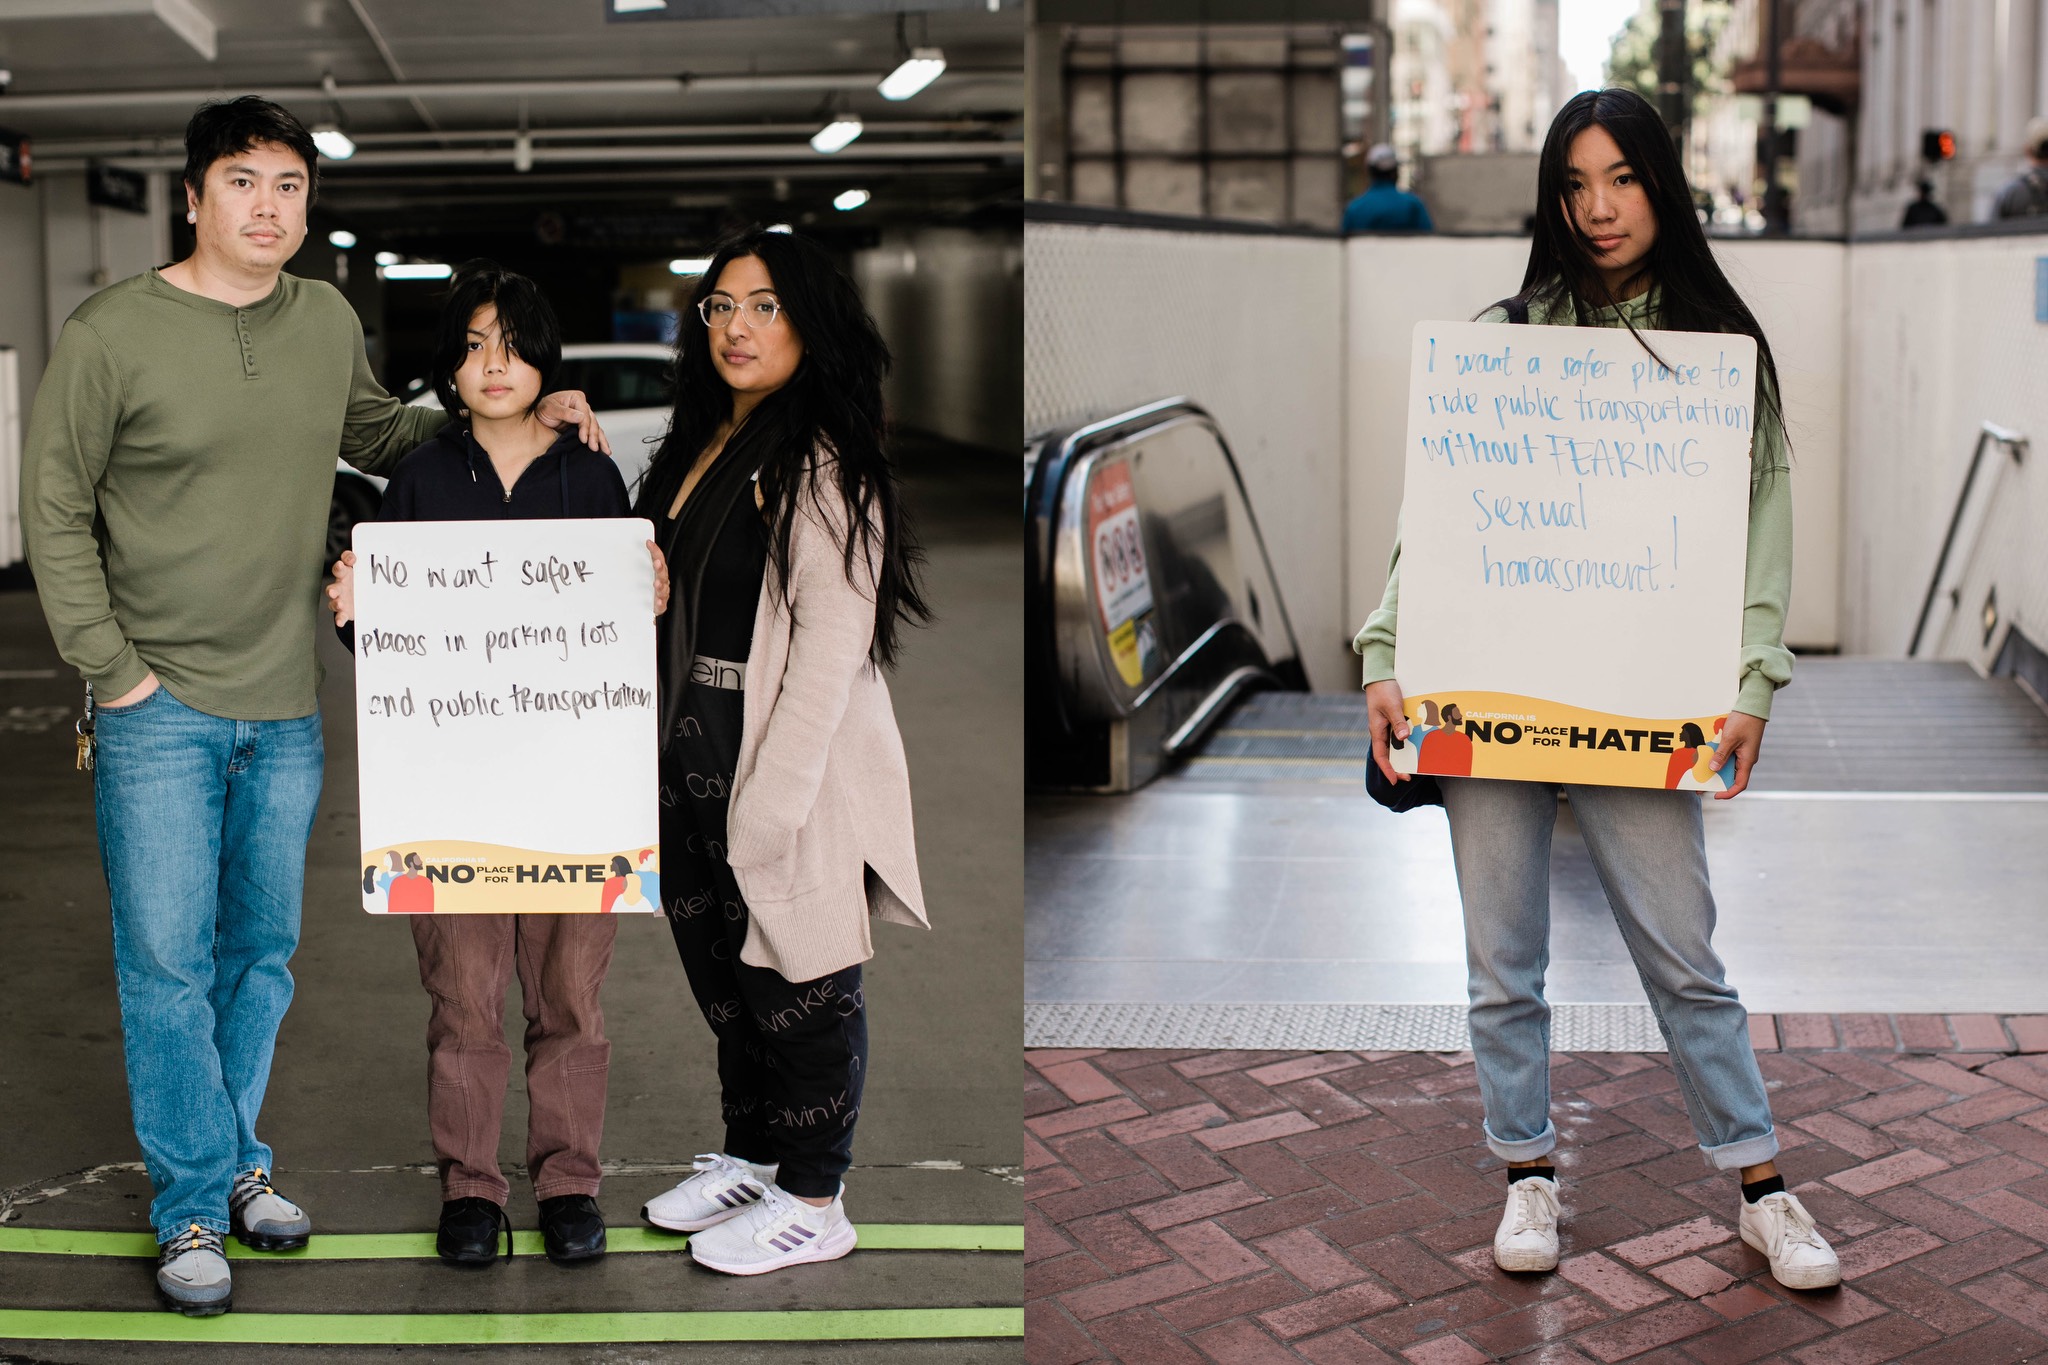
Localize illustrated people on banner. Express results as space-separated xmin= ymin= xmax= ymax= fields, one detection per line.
xmin=387 ymin=852 xmax=436 ymax=915
xmin=634 ymin=848 xmax=661 ymax=910
xmin=18 ymin=96 xmax=608 ymax=1317
xmin=1420 ymin=701 xmax=1474 ymax=776
xmin=328 ymin=261 xmax=662 ymax=1269
xmin=633 ymin=227 xmax=931 ymax=1277
xmin=362 ymin=850 xmax=402 ymax=909
xmin=1356 ymin=88 xmax=1839 ymax=1293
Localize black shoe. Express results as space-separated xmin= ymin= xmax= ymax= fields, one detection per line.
xmin=437 ymin=1197 xmax=511 ymax=1268
xmin=538 ymin=1194 xmax=607 ymax=1265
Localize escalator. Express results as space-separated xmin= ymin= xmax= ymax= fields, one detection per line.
xmin=1025 ymin=398 xmax=1308 ymax=792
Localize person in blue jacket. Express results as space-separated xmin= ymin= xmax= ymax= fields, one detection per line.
xmin=1342 ymin=144 xmax=1435 ymax=233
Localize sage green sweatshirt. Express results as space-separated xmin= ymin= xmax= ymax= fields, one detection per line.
xmin=1353 ymin=287 xmax=1795 ymax=719
xmin=21 ymin=269 xmax=445 ymax=720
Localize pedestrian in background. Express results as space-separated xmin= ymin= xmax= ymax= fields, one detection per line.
xmin=1995 ymin=118 xmax=2048 ymax=220
xmin=1343 ymin=143 xmax=1435 ymax=234
xmin=1900 ymin=178 xmax=1948 ymax=228
xmin=1358 ymin=87 xmax=1841 ymax=1295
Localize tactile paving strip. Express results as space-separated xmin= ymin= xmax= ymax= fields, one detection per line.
xmin=1023 ymin=1001 xmax=1669 ymax=1052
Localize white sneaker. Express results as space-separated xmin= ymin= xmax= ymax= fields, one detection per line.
xmin=229 ymin=1167 xmax=311 ymax=1251
xmin=156 ymin=1223 xmax=232 ymax=1316
xmin=642 ymin=1153 xmax=778 ymax=1233
xmin=1492 ymin=1176 xmax=1561 ymax=1272
xmin=1739 ymin=1190 xmax=1841 ymax=1290
xmin=687 ymin=1183 xmax=858 ymax=1276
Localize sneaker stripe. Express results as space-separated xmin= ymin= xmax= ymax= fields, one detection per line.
xmin=792 ymin=1225 xmax=815 ymax=1240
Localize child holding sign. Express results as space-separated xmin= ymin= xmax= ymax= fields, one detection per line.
xmin=329 ymin=261 xmax=669 ymax=1268
xmin=632 ymin=229 xmax=930 ymax=1276
xmin=1359 ymin=89 xmax=1838 ymax=1291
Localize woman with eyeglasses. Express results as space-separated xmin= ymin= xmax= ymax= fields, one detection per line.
xmin=633 ymin=227 xmax=931 ymax=1276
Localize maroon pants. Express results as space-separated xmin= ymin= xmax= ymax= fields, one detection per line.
xmin=411 ymin=914 xmax=616 ymax=1204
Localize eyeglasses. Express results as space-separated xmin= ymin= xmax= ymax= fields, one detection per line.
xmin=698 ymin=294 xmax=783 ymax=329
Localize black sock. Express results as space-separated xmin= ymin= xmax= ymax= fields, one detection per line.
xmin=1741 ymin=1174 xmax=1786 ymax=1204
xmin=1508 ymin=1165 xmax=1555 ymax=1186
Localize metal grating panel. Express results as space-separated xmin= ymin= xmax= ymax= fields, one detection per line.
xmin=1024 ymin=1001 xmax=1671 ymax=1053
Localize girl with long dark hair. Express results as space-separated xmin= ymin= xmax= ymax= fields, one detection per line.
xmin=633 ymin=227 xmax=930 ymax=1275
xmin=1357 ymin=89 xmax=1838 ymax=1292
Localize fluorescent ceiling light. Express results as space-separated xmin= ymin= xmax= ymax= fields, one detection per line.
xmin=327 ymin=229 xmax=357 ymax=249
xmin=878 ymin=48 xmax=946 ymax=101
xmin=833 ymin=188 xmax=870 ymax=211
xmin=379 ymin=262 xmax=452 ymax=281
xmin=374 ymin=250 xmax=401 ymax=266
xmin=767 ymin=223 xmax=793 ymax=233
xmin=612 ymin=0 xmax=666 ymax=9
xmin=669 ymin=258 xmax=713 ymax=275
xmin=311 ymin=124 xmax=355 ymax=160
xmin=810 ymin=118 xmax=863 ymax=154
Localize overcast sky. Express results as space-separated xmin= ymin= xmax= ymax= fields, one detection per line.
xmin=1557 ymin=0 xmax=1644 ymax=94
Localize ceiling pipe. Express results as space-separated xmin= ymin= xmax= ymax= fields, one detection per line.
xmin=0 ymin=73 xmax=911 ymax=112
xmin=32 ymin=140 xmax=1022 ymax=174
xmin=31 ymin=120 xmax=1016 ymax=157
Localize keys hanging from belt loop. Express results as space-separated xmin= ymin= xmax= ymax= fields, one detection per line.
xmin=75 ymin=682 xmax=96 ymax=772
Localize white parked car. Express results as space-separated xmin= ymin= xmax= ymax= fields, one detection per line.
xmin=327 ymin=343 xmax=675 ymax=563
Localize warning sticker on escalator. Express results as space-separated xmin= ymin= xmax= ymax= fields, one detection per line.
xmin=1088 ymin=460 xmax=1161 ymax=689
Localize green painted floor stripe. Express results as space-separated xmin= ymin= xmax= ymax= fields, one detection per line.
xmin=0 ymin=1223 xmax=1020 ymax=1260
xmin=0 ymin=1307 xmax=1022 ymax=1344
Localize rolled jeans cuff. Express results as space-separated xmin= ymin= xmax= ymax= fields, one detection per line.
xmin=1482 ymin=1118 xmax=1557 ymax=1163
xmin=1700 ymin=1127 xmax=1779 ymax=1171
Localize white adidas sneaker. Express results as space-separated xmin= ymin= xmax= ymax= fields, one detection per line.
xmin=642 ymin=1153 xmax=778 ymax=1233
xmin=1739 ymin=1190 xmax=1841 ymax=1289
xmin=687 ymin=1183 xmax=858 ymax=1276
xmin=1492 ymin=1176 xmax=1561 ymax=1273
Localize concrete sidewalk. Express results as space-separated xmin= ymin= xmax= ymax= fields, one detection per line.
xmin=1026 ymin=1019 xmax=2048 ymax=1364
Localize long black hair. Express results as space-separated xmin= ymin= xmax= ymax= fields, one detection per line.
xmin=1499 ymin=87 xmax=1789 ymax=449
xmin=634 ymin=227 xmax=929 ymax=666
xmin=429 ymin=260 xmax=562 ymax=421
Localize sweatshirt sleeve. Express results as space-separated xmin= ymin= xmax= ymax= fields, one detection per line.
xmin=20 ymin=319 xmax=152 ymax=698
xmin=339 ymin=308 xmax=445 ymax=476
xmin=1735 ymin=391 xmax=1794 ymax=719
xmin=1352 ymin=521 xmax=1402 ymax=688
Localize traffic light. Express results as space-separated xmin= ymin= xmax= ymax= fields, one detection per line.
xmin=1922 ymin=129 xmax=1956 ymax=162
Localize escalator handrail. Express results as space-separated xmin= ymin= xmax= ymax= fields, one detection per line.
xmin=1026 ymin=398 xmax=1308 ymax=731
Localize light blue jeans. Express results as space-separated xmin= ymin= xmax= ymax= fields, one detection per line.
xmin=92 ymin=685 xmax=324 ymax=1241
xmin=1440 ymin=778 xmax=1779 ymax=1171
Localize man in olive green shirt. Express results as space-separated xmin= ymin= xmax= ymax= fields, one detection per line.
xmin=20 ymin=97 xmax=607 ymax=1316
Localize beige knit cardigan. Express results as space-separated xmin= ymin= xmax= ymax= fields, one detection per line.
xmin=722 ymin=472 xmax=929 ymax=981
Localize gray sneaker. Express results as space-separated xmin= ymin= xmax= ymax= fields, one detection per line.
xmin=229 ymin=1167 xmax=311 ymax=1251
xmin=156 ymin=1223 xmax=232 ymax=1316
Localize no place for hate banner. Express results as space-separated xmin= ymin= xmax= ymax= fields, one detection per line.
xmin=353 ymin=519 xmax=661 ymax=913
xmin=1391 ymin=320 xmax=1757 ymax=790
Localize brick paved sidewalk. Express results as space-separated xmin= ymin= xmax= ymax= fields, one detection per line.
xmin=1026 ymin=1014 xmax=2048 ymax=1364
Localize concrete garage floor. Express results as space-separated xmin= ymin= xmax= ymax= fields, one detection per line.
xmin=0 ymin=443 xmax=1021 ymax=1363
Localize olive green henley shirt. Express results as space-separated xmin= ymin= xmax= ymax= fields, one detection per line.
xmin=1353 ymin=286 xmax=1796 ymax=720
xmin=21 ymin=269 xmax=446 ymax=720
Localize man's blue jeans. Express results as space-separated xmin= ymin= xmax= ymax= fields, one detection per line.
xmin=1441 ymin=778 xmax=1779 ymax=1172
xmin=92 ymin=686 xmax=323 ymax=1241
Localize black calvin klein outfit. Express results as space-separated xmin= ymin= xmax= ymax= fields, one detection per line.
xmin=653 ymin=438 xmax=868 ymax=1201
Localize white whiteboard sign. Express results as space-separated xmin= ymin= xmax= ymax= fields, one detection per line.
xmin=353 ymin=518 xmax=661 ymax=913
xmin=1392 ymin=320 xmax=1757 ymax=789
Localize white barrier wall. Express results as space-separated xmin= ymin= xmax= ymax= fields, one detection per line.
xmin=1024 ymin=221 xmax=1353 ymax=690
xmin=1842 ymin=233 xmax=2048 ymax=661
xmin=1342 ymin=235 xmax=1848 ymax=659
xmin=1025 ymin=218 xmax=1855 ymax=694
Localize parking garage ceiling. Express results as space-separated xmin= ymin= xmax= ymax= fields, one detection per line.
xmin=0 ymin=0 xmax=1023 ymax=237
